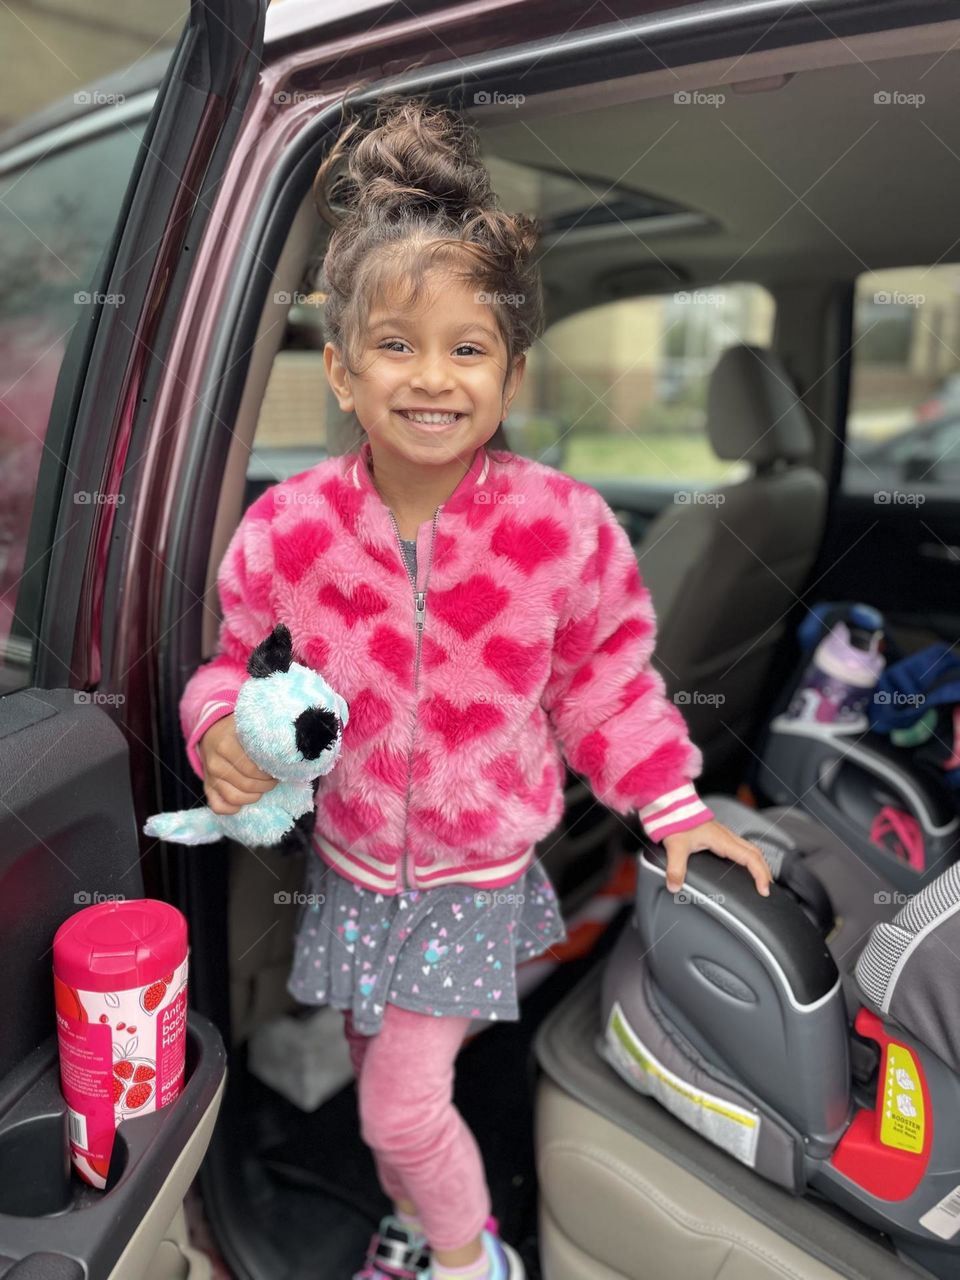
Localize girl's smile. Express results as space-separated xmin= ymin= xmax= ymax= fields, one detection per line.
xmin=393 ymin=408 xmax=468 ymax=430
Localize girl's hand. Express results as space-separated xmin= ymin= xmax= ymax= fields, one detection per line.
xmin=198 ymin=714 xmax=279 ymax=815
xmin=661 ymin=820 xmax=772 ymax=897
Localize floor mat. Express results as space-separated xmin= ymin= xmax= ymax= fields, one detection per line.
xmin=239 ymin=854 xmax=637 ymax=1277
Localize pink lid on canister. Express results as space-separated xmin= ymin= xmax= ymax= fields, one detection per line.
xmin=53 ymin=899 xmax=187 ymax=992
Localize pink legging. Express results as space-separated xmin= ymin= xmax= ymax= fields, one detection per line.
xmin=342 ymin=1003 xmax=492 ymax=1251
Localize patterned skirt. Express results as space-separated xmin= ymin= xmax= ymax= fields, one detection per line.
xmin=286 ymin=849 xmax=568 ymax=1035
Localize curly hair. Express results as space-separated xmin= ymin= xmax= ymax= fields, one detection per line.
xmin=312 ymin=92 xmax=545 ymax=406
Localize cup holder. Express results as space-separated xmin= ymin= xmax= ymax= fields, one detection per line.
xmin=0 ymin=1012 xmax=225 ymax=1280
xmin=0 ymin=1111 xmax=73 ymax=1217
xmin=0 ymin=1019 xmax=200 ymax=1218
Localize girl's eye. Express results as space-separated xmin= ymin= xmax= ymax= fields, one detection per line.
xmin=376 ymin=341 xmax=484 ymax=356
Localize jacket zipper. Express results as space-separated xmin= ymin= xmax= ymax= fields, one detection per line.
xmin=389 ymin=508 xmax=441 ymax=893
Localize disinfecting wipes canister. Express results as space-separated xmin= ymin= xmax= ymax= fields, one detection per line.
xmin=52 ymin=898 xmax=189 ymax=1188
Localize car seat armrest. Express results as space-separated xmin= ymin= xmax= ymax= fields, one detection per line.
xmin=641 ymin=844 xmax=840 ymax=1007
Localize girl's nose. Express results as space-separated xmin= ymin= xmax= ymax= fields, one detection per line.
xmin=410 ymin=357 xmax=455 ymax=394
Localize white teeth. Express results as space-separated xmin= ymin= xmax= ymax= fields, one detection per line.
xmin=400 ymin=411 xmax=461 ymax=424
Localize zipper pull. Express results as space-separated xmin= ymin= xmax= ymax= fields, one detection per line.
xmin=415 ymin=591 xmax=425 ymax=630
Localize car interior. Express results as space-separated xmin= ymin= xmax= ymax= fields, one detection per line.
xmin=171 ymin=17 xmax=960 ymax=1280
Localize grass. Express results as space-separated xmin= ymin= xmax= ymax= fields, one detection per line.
xmin=561 ymin=432 xmax=749 ymax=485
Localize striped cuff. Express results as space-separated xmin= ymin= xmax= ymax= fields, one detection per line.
xmin=638 ymin=784 xmax=714 ymax=842
xmin=186 ymin=693 xmax=238 ymax=779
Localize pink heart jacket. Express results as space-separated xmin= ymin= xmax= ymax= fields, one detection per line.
xmin=179 ymin=439 xmax=715 ymax=895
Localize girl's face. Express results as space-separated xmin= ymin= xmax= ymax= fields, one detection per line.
xmin=323 ymin=267 xmax=525 ymax=469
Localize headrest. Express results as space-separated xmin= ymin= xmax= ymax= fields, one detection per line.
xmin=855 ymin=861 xmax=960 ymax=1074
xmin=707 ymin=344 xmax=815 ymax=467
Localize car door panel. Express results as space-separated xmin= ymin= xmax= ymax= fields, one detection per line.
xmin=0 ymin=690 xmax=226 ymax=1278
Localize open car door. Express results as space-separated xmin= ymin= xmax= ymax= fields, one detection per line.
xmin=0 ymin=1 xmax=266 ymax=1275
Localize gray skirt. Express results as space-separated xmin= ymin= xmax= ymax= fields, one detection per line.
xmin=286 ymin=850 xmax=568 ymax=1035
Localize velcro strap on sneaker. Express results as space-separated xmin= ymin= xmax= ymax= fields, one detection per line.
xmin=371 ymin=1232 xmax=422 ymax=1278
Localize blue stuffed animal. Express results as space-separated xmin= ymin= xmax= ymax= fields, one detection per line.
xmin=144 ymin=624 xmax=348 ymax=847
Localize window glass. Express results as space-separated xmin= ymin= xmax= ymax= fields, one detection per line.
xmin=244 ymin=291 xmax=341 ymax=512
xmin=845 ymin=266 xmax=960 ymax=497
xmin=0 ymin=117 xmax=147 ymax=692
xmin=508 ymin=284 xmax=775 ymax=483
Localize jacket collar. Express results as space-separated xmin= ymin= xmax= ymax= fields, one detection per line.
xmin=347 ymin=436 xmax=491 ymax=507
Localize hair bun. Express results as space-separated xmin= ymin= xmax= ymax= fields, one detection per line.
xmin=346 ymin=98 xmax=497 ymax=223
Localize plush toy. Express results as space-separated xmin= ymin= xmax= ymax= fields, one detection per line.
xmin=144 ymin=624 xmax=348 ymax=848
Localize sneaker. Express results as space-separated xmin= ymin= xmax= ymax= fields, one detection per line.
xmin=353 ymin=1212 xmax=431 ymax=1279
xmin=423 ymin=1216 xmax=525 ymax=1280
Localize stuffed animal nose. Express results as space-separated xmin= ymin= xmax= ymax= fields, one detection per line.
xmin=294 ymin=707 xmax=341 ymax=760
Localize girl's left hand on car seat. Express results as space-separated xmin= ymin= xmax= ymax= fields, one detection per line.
xmin=662 ymin=821 xmax=772 ymax=897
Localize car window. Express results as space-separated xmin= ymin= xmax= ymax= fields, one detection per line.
xmin=245 ymin=290 xmax=337 ymax=511
xmin=511 ymin=284 xmax=775 ymax=484
xmin=0 ymin=116 xmax=148 ymax=694
xmin=845 ymin=265 xmax=960 ymax=498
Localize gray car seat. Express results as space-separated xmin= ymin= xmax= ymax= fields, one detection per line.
xmin=534 ymin=796 xmax=960 ymax=1280
xmin=636 ymin=346 xmax=828 ymax=781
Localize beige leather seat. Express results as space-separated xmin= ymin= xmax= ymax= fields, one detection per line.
xmin=636 ymin=344 xmax=828 ymax=781
xmin=533 ymin=961 xmax=915 ymax=1280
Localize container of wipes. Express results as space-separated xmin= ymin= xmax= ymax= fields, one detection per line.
xmin=52 ymin=898 xmax=189 ymax=1188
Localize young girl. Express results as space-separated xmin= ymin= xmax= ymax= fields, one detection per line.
xmin=181 ymin=96 xmax=771 ymax=1280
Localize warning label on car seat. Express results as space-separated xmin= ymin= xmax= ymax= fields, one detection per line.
xmin=602 ymin=1000 xmax=760 ymax=1168
xmin=879 ymin=1043 xmax=924 ymax=1153
xmin=919 ymin=1184 xmax=960 ymax=1240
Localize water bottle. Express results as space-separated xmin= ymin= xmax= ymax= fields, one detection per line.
xmin=786 ymin=617 xmax=886 ymax=731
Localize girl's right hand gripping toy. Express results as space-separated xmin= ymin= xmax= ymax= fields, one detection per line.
xmin=143 ymin=624 xmax=348 ymax=847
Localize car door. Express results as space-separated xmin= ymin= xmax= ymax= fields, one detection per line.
xmin=0 ymin=1 xmax=265 ymax=1275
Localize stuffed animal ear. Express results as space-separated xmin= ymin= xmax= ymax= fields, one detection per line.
xmin=247 ymin=624 xmax=293 ymax=678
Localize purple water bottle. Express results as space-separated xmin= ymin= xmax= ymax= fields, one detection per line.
xmin=786 ymin=619 xmax=886 ymax=731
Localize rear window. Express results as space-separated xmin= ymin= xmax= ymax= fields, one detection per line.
xmin=845 ymin=265 xmax=960 ymax=499
xmin=511 ymin=283 xmax=776 ymax=485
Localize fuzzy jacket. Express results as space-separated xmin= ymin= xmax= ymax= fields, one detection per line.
xmin=180 ymin=439 xmax=715 ymax=894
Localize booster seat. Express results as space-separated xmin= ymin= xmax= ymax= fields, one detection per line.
xmin=533 ymin=795 xmax=960 ymax=1280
